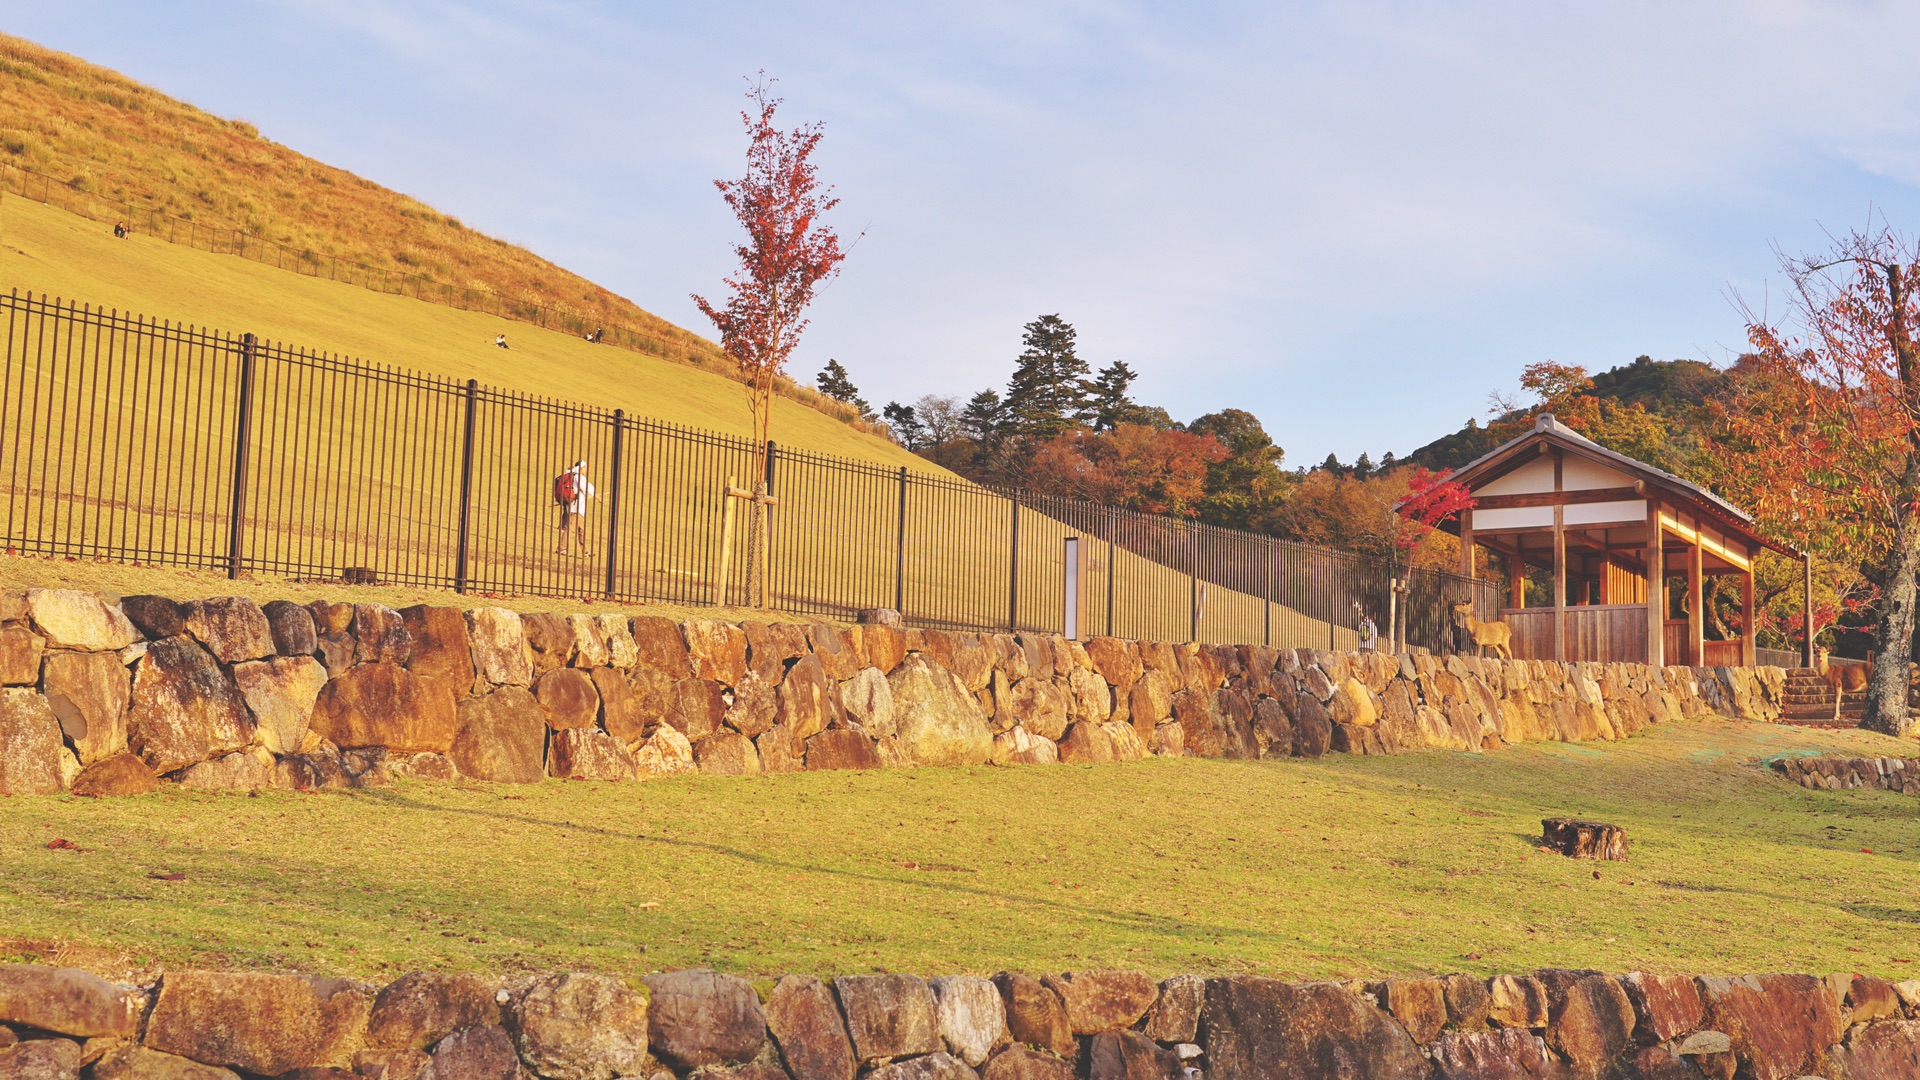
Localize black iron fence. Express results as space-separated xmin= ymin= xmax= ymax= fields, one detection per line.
xmin=0 ymin=290 xmax=1494 ymax=649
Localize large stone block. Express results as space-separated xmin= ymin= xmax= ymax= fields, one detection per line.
xmin=230 ymin=656 xmax=326 ymax=756
xmin=262 ymin=599 xmax=318 ymax=659
xmin=726 ymin=669 xmax=779 ymax=739
xmin=765 ymin=974 xmax=856 ymax=1080
xmin=641 ymin=969 xmax=765 ymax=1071
xmin=1006 ymin=678 xmax=1069 ymax=742
xmin=669 ymin=679 xmax=727 ymax=742
xmin=1430 ymin=1027 xmax=1557 ymax=1079
xmin=1040 ymin=970 xmax=1155 ymax=1036
xmin=840 ymin=667 xmax=895 ymax=738
xmin=1086 ymin=1030 xmax=1179 ymax=1080
xmin=777 ymin=654 xmax=842 ymax=743
xmin=70 ymin=752 xmax=158 ymax=796
xmin=0 ymin=964 xmax=142 ymax=1038
xmin=592 ymin=667 xmax=649 ymax=747
xmin=866 ymin=1051 xmax=977 ymax=1080
xmin=311 ymin=663 xmax=457 ymax=753
xmin=931 ymin=975 xmax=1006 ymax=1067
xmin=27 ymin=590 xmax=139 ymax=652
xmin=179 ymin=749 xmax=274 ymax=791
xmin=633 ymin=725 xmax=698 ymax=779
xmin=631 ymin=616 xmax=692 ymax=678
xmin=522 ymin=612 xmax=575 ymax=675
xmin=511 ymin=972 xmax=649 ymax=1080
xmin=0 ymin=1039 xmax=84 ymax=1078
xmin=1619 ymin=972 xmax=1702 ymax=1045
xmin=449 ymin=688 xmax=548 ymax=784
xmin=684 ymin=621 xmax=748 ymax=685
xmin=1201 ymin=978 xmax=1427 ymax=1080
xmin=365 ymin=972 xmax=503 ymax=1051
xmin=1697 ymin=973 xmax=1843 ymax=1080
xmin=90 ymin=1043 xmax=242 ymax=1080
xmin=835 ymin=974 xmax=940 ymax=1063
xmin=1539 ymin=971 xmax=1635 ymax=1078
xmin=565 ymin=614 xmax=611 ymax=669
xmin=806 ymin=729 xmax=883 ymax=771
xmin=144 ymin=970 xmax=371 ymax=1076
xmin=536 ymin=668 xmax=601 ymax=730
xmin=128 ymin=638 xmax=254 ymax=775
xmin=980 ymin=1047 xmax=1073 ymax=1080
xmin=400 ymin=606 xmax=472 ymax=698
xmin=422 ymin=1024 xmax=518 ymax=1080
xmin=991 ymin=974 xmax=1073 ymax=1059
xmin=121 ymin=595 xmax=186 ymax=640
xmin=0 ymin=625 xmax=45 ymax=685
xmin=181 ymin=597 xmax=275 ymax=664
xmin=694 ymin=731 xmax=762 ymax=776
xmin=1834 ymin=1019 xmax=1920 ymax=1080
xmin=39 ymin=650 xmax=129 ymax=765
xmin=549 ymin=728 xmax=636 ymax=781
xmin=353 ymin=604 xmax=411 ymax=666
xmin=464 ymin=608 xmax=532 ymax=687
xmin=890 ymin=654 xmax=991 ymax=767
xmin=1141 ymin=975 xmax=1204 ymax=1044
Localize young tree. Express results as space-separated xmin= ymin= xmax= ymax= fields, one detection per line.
xmin=815 ymin=359 xmax=872 ymax=419
xmin=692 ymin=77 xmax=848 ymax=604
xmin=1714 ymin=229 xmax=1920 ymax=735
xmin=1003 ymin=314 xmax=1090 ymax=437
xmin=960 ymin=390 xmax=1004 ymax=444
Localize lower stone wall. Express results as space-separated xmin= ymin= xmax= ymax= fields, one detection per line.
xmin=0 ymin=588 xmax=1791 ymax=796
xmin=1773 ymin=755 xmax=1920 ymax=795
xmin=2 ymin=962 xmax=1917 ymax=1079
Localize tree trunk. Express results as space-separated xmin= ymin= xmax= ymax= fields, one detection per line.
xmin=745 ymin=482 xmax=768 ymax=609
xmin=1864 ymin=465 xmax=1920 ymax=735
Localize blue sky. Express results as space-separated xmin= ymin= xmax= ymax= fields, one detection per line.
xmin=9 ymin=2 xmax=1920 ymax=465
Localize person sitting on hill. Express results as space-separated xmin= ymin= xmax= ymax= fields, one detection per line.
xmin=112 ymin=221 xmax=126 ymax=239
xmin=585 ymin=327 xmax=604 ymax=344
xmin=495 ymin=334 xmax=509 ymax=349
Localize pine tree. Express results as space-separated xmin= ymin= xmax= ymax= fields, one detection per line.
xmin=960 ymin=390 xmax=1004 ymax=443
xmin=815 ymin=359 xmax=873 ymax=419
xmin=1002 ymin=314 xmax=1090 ymax=437
xmin=1083 ymin=361 xmax=1142 ymax=431
xmin=1352 ymin=452 xmax=1375 ymax=479
xmin=882 ymin=402 xmax=924 ymax=449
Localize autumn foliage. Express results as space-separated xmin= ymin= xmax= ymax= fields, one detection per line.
xmin=693 ymin=78 xmax=848 ymax=464
xmin=1021 ymin=425 xmax=1228 ymax=517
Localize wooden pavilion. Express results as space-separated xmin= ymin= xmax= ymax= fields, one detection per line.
xmin=1443 ymin=414 xmax=1800 ymax=667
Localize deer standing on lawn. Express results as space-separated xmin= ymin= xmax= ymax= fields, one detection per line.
xmin=1450 ymin=600 xmax=1514 ymax=661
xmin=1815 ymin=647 xmax=1871 ymax=723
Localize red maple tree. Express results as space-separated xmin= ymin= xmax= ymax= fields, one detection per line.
xmin=693 ymin=77 xmax=848 ymax=604
xmin=1713 ymin=228 xmax=1920 ymax=734
xmin=694 ymin=76 xmax=848 ymax=471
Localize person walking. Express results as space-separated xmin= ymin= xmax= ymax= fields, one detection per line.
xmin=554 ymin=460 xmax=598 ymax=556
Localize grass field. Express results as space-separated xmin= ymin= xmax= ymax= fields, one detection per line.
xmin=5 ymin=719 xmax=1917 ymax=984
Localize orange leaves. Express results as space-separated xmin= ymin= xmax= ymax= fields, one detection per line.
xmin=1022 ymin=425 xmax=1226 ymax=518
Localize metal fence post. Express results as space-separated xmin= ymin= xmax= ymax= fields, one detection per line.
xmin=894 ymin=465 xmax=908 ymax=614
xmin=225 ymin=333 xmax=258 ymax=580
xmin=604 ymin=408 xmax=626 ymax=599
xmin=1263 ymin=541 xmax=1273 ymax=647
xmin=1008 ymin=493 xmax=1021 ymax=631
xmin=1188 ymin=526 xmax=1199 ymax=643
xmin=454 ymin=379 xmax=478 ymax=594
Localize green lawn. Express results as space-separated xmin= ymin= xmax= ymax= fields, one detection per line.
xmin=5 ymin=719 xmax=1918 ymax=983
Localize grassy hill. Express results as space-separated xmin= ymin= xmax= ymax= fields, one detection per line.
xmin=0 ymin=33 xmax=717 ymax=364
xmin=0 ymin=195 xmax=911 ymax=467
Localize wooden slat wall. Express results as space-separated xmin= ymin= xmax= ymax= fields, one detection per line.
xmin=1502 ymin=610 xmax=1557 ymax=660
xmin=1564 ymin=606 xmax=1648 ymax=664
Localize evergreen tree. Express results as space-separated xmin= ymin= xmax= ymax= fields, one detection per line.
xmin=1002 ymin=314 xmax=1090 ymax=437
xmin=1320 ymin=452 xmax=1345 ymax=475
xmin=815 ymin=359 xmax=873 ymax=419
xmin=882 ymin=402 xmax=924 ymax=449
xmin=1083 ymin=361 xmax=1143 ymax=431
xmin=960 ymin=390 xmax=1005 ymax=444
xmin=1352 ymin=452 xmax=1375 ymax=479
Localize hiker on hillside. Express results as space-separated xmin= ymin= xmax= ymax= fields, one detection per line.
xmin=113 ymin=221 xmax=126 ymax=239
xmin=495 ymin=333 xmax=509 ymax=349
xmin=554 ymin=460 xmax=599 ymax=556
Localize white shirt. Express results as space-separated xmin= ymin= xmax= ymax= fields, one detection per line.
xmin=567 ymin=473 xmax=596 ymax=515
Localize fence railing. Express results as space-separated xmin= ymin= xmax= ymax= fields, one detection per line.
xmin=0 ymin=289 xmax=1492 ymax=648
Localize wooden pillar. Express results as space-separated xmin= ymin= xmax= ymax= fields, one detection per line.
xmin=1687 ymin=516 xmax=1705 ymax=667
xmin=1802 ymin=552 xmax=1815 ymax=668
xmin=1740 ymin=565 xmax=1756 ymax=667
xmin=1458 ymin=509 xmax=1475 ymax=578
xmin=1510 ymin=552 xmax=1526 ymax=610
xmin=1552 ymin=452 xmax=1566 ymax=661
xmin=1645 ymin=502 xmax=1664 ymax=667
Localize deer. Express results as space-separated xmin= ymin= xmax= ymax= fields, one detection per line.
xmin=1815 ymin=647 xmax=1871 ymax=723
xmin=1449 ymin=599 xmax=1514 ymax=661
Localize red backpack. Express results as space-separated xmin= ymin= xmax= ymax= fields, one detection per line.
xmin=553 ymin=471 xmax=580 ymax=506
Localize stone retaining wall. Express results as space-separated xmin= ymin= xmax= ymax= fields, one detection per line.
xmin=0 ymin=588 xmax=1792 ymax=796
xmin=1772 ymin=754 xmax=1920 ymax=795
xmin=2 ymin=962 xmax=1918 ymax=1079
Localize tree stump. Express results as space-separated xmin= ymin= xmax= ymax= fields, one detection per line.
xmin=1542 ymin=818 xmax=1628 ymax=861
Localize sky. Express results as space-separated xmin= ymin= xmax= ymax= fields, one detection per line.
xmin=8 ymin=1 xmax=1920 ymax=465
